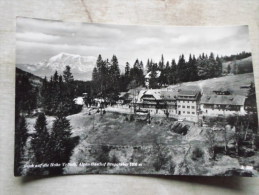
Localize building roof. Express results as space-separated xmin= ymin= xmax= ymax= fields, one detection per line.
xmin=178 ymin=90 xmax=200 ymax=96
xmin=200 ymin=95 xmax=246 ymax=106
xmin=145 ymin=70 xmax=161 ymax=79
xmin=177 ymin=89 xmax=201 ymax=101
xmin=160 ymin=90 xmax=178 ymax=100
xmin=143 ymin=90 xmax=162 ymax=100
xmin=118 ymin=92 xmax=128 ymax=98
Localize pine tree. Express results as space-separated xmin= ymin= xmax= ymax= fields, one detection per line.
xmin=63 ymin=66 xmax=74 ymax=83
xmin=31 ymin=113 xmax=50 ymax=165
xmin=49 ymin=116 xmax=74 ymax=174
xmin=208 ymin=52 xmax=216 ymax=78
xmin=146 ymin=59 xmax=152 ymax=73
xmin=159 ymin=54 xmax=165 ymax=70
xmin=177 ymin=54 xmax=187 ymax=82
xmin=109 ymin=55 xmax=120 ymax=99
xmin=53 ymin=71 xmax=59 ymax=83
xmin=215 ymin=55 xmax=222 ymax=77
xmin=92 ymin=67 xmax=98 ymax=81
xmin=125 ymin=62 xmax=130 ymax=78
xmin=149 ymin=66 xmax=158 ymax=89
xmin=169 ymin=59 xmax=177 ymax=84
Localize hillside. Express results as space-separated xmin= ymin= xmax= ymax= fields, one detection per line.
xmin=222 ymin=56 xmax=253 ymax=74
xmin=167 ymin=73 xmax=254 ymax=96
xmin=16 ymin=67 xmax=43 ymax=87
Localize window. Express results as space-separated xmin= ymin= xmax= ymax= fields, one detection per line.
xmin=192 ymin=106 xmax=195 ymax=109
xmin=187 ymin=111 xmax=190 ymax=114
xmin=183 ymin=111 xmax=185 ymax=114
xmin=178 ymin=105 xmax=181 ymax=108
xmin=187 ymin=106 xmax=190 ymax=108
xmin=192 ymin=112 xmax=195 ymax=114
xmin=182 ymin=106 xmax=185 ymax=108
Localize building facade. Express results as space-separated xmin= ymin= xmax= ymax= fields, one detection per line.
xmin=176 ymin=90 xmax=201 ymax=122
xmin=200 ymin=93 xmax=246 ymax=116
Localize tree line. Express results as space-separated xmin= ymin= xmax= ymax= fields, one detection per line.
xmin=91 ymin=52 xmax=224 ymax=92
xmin=91 ymin=54 xmax=144 ymax=101
xmin=40 ymin=66 xmax=83 ymax=116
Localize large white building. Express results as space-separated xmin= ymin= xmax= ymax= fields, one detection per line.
xmin=176 ymin=90 xmax=201 ymax=122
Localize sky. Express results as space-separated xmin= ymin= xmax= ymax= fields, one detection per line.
xmin=16 ymin=17 xmax=251 ymax=69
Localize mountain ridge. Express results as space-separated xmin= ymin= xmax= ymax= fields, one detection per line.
xmin=17 ymin=53 xmax=97 ymax=81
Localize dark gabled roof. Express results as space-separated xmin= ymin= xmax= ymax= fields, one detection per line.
xmin=200 ymin=95 xmax=246 ymax=106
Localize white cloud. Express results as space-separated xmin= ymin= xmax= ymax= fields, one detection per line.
xmin=16 ymin=32 xmax=59 ymax=43
xmin=135 ymin=37 xmax=161 ymax=45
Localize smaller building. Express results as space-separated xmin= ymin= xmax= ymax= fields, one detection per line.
xmin=137 ymin=90 xmax=163 ymax=114
xmin=200 ymin=94 xmax=246 ymax=116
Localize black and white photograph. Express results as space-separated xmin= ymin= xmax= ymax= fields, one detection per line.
xmin=15 ymin=17 xmax=259 ymax=177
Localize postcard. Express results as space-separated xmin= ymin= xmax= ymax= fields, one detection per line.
xmin=15 ymin=17 xmax=258 ymax=176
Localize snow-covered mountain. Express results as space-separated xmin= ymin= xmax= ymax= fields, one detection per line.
xmin=17 ymin=53 xmax=97 ymax=81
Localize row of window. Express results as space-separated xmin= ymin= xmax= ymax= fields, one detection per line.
xmin=178 ymin=105 xmax=195 ymax=109
xmin=179 ymin=100 xmax=190 ymax=103
xmin=182 ymin=111 xmax=196 ymax=114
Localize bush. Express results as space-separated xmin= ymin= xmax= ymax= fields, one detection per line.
xmin=110 ymin=154 xmax=120 ymax=164
xmin=153 ymin=146 xmax=169 ymax=171
xmin=97 ymin=145 xmax=111 ymax=163
xmin=191 ymin=147 xmax=204 ymax=161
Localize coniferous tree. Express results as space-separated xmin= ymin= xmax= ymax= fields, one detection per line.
xmin=196 ymin=54 xmax=210 ymax=80
xmin=49 ymin=116 xmax=74 ymax=174
xmin=146 ymin=59 xmax=152 ymax=73
xmin=16 ymin=75 xmax=37 ymax=114
xmin=92 ymin=67 xmax=98 ymax=82
xmin=31 ymin=113 xmax=50 ymax=165
xmin=149 ymin=66 xmax=158 ymax=89
xmin=168 ymin=59 xmax=177 ymax=84
xmin=125 ymin=62 xmax=130 ymax=78
xmin=158 ymin=54 xmax=164 ymax=70
xmin=53 ymin=71 xmax=59 ymax=83
xmin=63 ymin=66 xmax=74 ymax=83
xmin=177 ymin=54 xmax=187 ymax=82
xmin=14 ymin=115 xmax=29 ymax=175
xmin=208 ymin=52 xmax=217 ymax=78
xmin=215 ymin=55 xmax=222 ymax=77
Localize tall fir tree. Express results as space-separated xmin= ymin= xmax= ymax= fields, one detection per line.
xmin=31 ymin=113 xmax=50 ymax=165
xmin=48 ymin=116 xmax=74 ymax=174
xmin=63 ymin=66 xmax=74 ymax=83
xmin=125 ymin=62 xmax=130 ymax=78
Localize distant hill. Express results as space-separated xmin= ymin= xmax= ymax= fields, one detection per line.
xmin=222 ymin=56 xmax=253 ymax=74
xmin=16 ymin=68 xmax=43 ymax=87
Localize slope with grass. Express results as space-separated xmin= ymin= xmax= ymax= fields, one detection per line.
xmin=168 ymin=73 xmax=254 ymax=96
